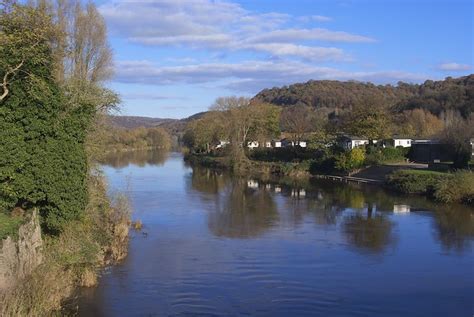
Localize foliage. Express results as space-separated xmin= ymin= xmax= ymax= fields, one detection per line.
xmin=183 ymin=111 xmax=226 ymax=153
xmin=440 ymin=116 xmax=474 ymax=168
xmin=248 ymin=147 xmax=323 ymax=162
xmin=0 ymin=2 xmax=57 ymax=102
xmin=0 ymin=212 xmax=24 ymax=240
xmin=397 ymin=109 xmax=444 ymax=137
xmin=185 ymin=97 xmax=281 ymax=166
xmin=0 ymin=173 xmax=130 ymax=316
xmin=280 ymin=105 xmax=318 ymax=142
xmin=0 ymin=4 xmax=95 ymax=233
xmin=309 ymin=156 xmax=337 ymax=175
xmin=365 ymin=146 xmax=409 ymax=165
xmin=342 ymin=101 xmax=392 ymax=141
xmin=435 ymin=171 xmax=474 ymax=205
xmin=102 ymin=125 xmax=171 ymax=152
xmin=386 ymin=170 xmax=449 ymax=195
xmin=335 ymin=148 xmax=366 ymax=173
xmin=253 ymin=75 xmax=474 ymax=120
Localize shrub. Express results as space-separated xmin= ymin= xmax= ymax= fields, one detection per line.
xmin=386 ymin=170 xmax=449 ymax=195
xmin=435 ymin=171 xmax=474 ymax=204
xmin=335 ymin=148 xmax=366 ymax=173
xmin=309 ymin=156 xmax=337 ymax=175
xmin=365 ymin=146 xmax=408 ymax=165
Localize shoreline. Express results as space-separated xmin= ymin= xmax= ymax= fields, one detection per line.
xmin=184 ymin=153 xmax=474 ymax=206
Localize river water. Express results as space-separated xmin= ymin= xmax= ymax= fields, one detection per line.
xmin=78 ymin=150 xmax=473 ymax=317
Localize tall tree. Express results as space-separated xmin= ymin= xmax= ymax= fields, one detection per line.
xmin=343 ymin=100 xmax=391 ymax=142
xmin=0 ymin=3 xmax=95 ymax=233
xmin=441 ymin=115 xmax=474 ymax=168
xmin=280 ymin=105 xmax=315 ymax=143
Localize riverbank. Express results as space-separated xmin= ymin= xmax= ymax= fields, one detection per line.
xmin=184 ymin=153 xmax=311 ymax=179
xmin=0 ymin=172 xmax=130 ymax=316
xmin=185 ymin=153 xmax=474 ymax=206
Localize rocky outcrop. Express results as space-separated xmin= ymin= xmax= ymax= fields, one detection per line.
xmin=0 ymin=210 xmax=43 ymax=290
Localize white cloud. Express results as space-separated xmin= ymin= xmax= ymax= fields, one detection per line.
xmin=247 ymin=43 xmax=350 ymax=62
xmin=246 ymin=28 xmax=375 ymax=44
xmin=298 ymin=15 xmax=333 ymax=23
xmin=436 ymin=62 xmax=471 ymax=72
xmin=100 ymin=0 xmax=374 ymax=61
xmin=312 ymin=15 xmax=333 ymax=22
xmin=114 ymin=59 xmax=428 ymax=93
xmin=122 ymin=93 xmax=188 ymax=100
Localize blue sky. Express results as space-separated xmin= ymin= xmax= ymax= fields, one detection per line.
xmin=97 ymin=0 xmax=473 ymax=119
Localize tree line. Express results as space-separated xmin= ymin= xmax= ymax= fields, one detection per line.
xmin=101 ymin=124 xmax=172 ymax=152
xmin=184 ymin=92 xmax=473 ymax=169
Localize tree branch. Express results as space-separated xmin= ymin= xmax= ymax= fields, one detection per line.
xmin=0 ymin=60 xmax=24 ymax=103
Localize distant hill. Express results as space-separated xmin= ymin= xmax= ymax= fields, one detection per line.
xmin=108 ymin=116 xmax=178 ymax=129
xmin=252 ymin=75 xmax=474 ymax=118
xmin=109 ymin=75 xmax=473 ymax=135
xmin=108 ymin=112 xmax=209 ymax=134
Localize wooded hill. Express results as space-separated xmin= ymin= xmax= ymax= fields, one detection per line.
xmin=252 ymin=75 xmax=474 ymax=118
xmin=108 ymin=115 xmax=178 ymax=129
xmin=109 ymin=112 xmax=207 ymax=134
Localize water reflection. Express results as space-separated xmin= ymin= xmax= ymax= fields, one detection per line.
xmin=433 ymin=209 xmax=474 ymax=252
xmin=187 ymin=164 xmax=473 ymax=254
xmin=77 ymin=152 xmax=474 ymax=317
xmin=100 ymin=149 xmax=168 ymax=168
xmin=342 ymin=203 xmax=394 ymax=254
xmin=209 ymin=180 xmax=279 ymax=238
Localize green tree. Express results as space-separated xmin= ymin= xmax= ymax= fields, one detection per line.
xmin=343 ymin=102 xmax=391 ymax=142
xmin=0 ymin=3 xmax=95 ymax=233
xmin=335 ymin=148 xmax=366 ymax=174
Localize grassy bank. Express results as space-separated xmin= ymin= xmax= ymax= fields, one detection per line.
xmin=0 ymin=171 xmax=130 ymax=316
xmin=387 ymin=170 xmax=474 ymax=205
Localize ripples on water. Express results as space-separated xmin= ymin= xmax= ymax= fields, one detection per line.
xmin=78 ymin=150 xmax=474 ymax=317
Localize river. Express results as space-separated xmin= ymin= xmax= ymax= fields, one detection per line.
xmin=78 ymin=150 xmax=473 ymax=317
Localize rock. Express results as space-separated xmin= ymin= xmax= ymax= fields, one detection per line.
xmin=0 ymin=209 xmax=43 ymax=290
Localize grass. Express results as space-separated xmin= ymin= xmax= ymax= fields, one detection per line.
xmin=0 ymin=212 xmax=24 ymax=240
xmin=386 ymin=169 xmax=450 ymax=195
xmin=387 ymin=169 xmax=474 ymax=205
xmin=435 ymin=170 xmax=474 ymax=204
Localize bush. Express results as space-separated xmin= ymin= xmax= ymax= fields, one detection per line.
xmin=309 ymin=156 xmax=337 ymax=175
xmin=249 ymin=147 xmax=321 ymax=162
xmin=335 ymin=148 xmax=366 ymax=173
xmin=365 ymin=146 xmax=408 ymax=165
xmin=435 ymin=171 xmax=474 ymax=204
xmin=386 ymin=170 xmax=449 ymax=195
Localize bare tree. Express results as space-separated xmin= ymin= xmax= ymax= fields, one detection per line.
xmin=280 ymin=105 xmax=315 ymax=143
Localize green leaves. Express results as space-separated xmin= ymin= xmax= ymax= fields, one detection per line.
xmin=0 ymin=3 xmax=94 ymax=234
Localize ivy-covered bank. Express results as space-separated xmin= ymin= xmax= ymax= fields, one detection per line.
xmin=0 ymin=2 xmax=130 ymax=315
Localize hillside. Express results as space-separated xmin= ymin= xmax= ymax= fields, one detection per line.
xmin=108 ymin=116 xmax=178 ymax=129
xmin=252 ymin=75 xmax=474 ymax=118
xmin=108 ymin=112 xmax=208 ymax=134
xmin=110 ymin=75 xmax=473 ymax=135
